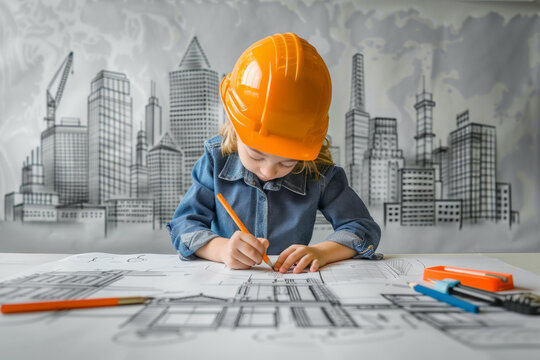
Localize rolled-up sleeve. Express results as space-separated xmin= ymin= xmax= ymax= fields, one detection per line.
xmin=166 ymin=144 xmax=219 ymax=260
xmin=318 ymin=166 xmax=382 ymax=259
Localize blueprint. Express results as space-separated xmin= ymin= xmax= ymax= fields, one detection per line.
xmin=1 ymin=253 xmax=540 ymax=360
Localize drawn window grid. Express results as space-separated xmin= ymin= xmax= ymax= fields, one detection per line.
xmin=0 ymin=271 xmax=128 ymax=301
xmin=291 ymin=306 xmax=356 ymax=328
xmin=156 ymin=305 xmax=223 ymax=329
xmin=236 ymin=306 xmax=278 ymax=328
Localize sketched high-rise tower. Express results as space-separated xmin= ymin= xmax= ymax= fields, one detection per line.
xmin=88 ymin=71 xmax=133 ymax=204
xmin=130 ymin=129 xmax=150 ymax=198
xmin=345 ymin=53 xmax=370 ymax=197
xmin=414 ymin=78 xmax=436 ymax=167
xmin=448 ymin=110 xmax=496 ymax=222
xmin=145 ymin=81 xmax=162 ymax=148
xmin=169 ymin=36 xmax=219 ymax=193
xmin=41 ymin=117 xmax=89 ymax=204
xmin=148 ymin=133 xmax=183 ymax=228
xmin=364 ymin=118 xmax=405 ymax=206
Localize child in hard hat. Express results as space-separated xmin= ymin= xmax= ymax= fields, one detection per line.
xmin=167 ymin=33 xmax=381 ymax=273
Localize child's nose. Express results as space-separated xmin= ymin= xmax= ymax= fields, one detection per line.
xmin=260 ymin=165 xmax=278 ymax=179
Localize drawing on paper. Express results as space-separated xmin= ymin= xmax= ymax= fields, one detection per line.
xmin=0 ymin=254 xmax=539 ymax=353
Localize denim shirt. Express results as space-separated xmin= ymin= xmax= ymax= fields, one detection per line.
xmin=167 ymin=135 xmax=381 ymax=260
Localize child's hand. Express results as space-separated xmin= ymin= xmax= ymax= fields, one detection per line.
xmin=221 ymin=231 xmax=269 ymax=270
xmin=273 ymin=245 xmax=326 ymax=273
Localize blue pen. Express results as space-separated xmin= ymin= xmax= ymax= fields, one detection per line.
xmin=409 ymin=282 xmax=479 ymax=314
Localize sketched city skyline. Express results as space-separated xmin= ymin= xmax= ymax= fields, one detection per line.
xmin=3 ymin=36 xmax=519 ymax=237
xmin=344 ymin=54 xmax=519 ymax=229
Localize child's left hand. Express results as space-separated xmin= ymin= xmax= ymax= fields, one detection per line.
xmin=273 ymin=245 xmax=326 ymax=273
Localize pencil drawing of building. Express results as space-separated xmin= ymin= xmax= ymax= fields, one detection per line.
xmin=345 ymin=53 xmax=370 ymax=197
xmin=148 ymin=133 xmax=184 ymax=228
xmin=57 ymin=203 xmax=107 ymax=237
xmin=363 ymin=117 xmax=405 ymax=206
xmin=414 ymin=79 xmax=436 ymax=167
xmin=327 ymin=134 xmax=341 ymax=167
xmin=169 ymin=36 xmax=220 ymax=193
xmin=4 ymin=147 xmax=60 ymax=222
xmin=432 ymin=145 xmax=450 ymax=198
xmin=145 ymin=81 xmax=162 ymax=148
xmin=398 ymin=168 xmax=436 ymax=226
xmin=88 ymin=70 xmax=133 ymax=205
xmin=130 ymin=129 xmax=150 ymax=198
xmin=435 ymin=200 xmax=462 ymax=225
xmin=105 ymin=198 xmax=154 ymax=230
xmin=41 ymin=117 xmax=89 ymax=204
xmin=384 ymin=82 xmax=461 ymax=228
xmin=448 ymin=110 xmax=497 ymax=222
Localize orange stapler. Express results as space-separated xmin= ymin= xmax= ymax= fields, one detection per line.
xmin=423 ymin=266 xmax=514 ymax=292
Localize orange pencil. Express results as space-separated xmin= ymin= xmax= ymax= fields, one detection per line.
xmin=1 ymin=296 xmax=150 ymax=314
xmin=216 ymin=193 xmax=274 ymax=271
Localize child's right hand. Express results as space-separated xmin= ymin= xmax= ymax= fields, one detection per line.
xmin=221 ymin=231 xmax=269 ymax=270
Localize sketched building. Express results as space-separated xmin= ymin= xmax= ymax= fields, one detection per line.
xmin=414 ymin=80 xmax=436 ymax=167
xmin=345 ymin=53 xmax=370 ymax=197
xmin=41 ymin=117 xmax=88 ymax=204
xmin=105 ymin=198 xmax=154 ymax=230
xmin=435 ymin=200 xmax=462 ymax=226
xmin=88 ymin=71 xmax=133 ymax=205
xmin=448 ymin=110 xmax=497 ymax=222
xmin=398 ymin=168 xmax=436 ymax=226
xmin=384 ymin=82 xmax=461 ymax=228
xmin=169 ymin=36 xmax=220 ymax=193
xmin=4 ymin=147 xmax=59 ymax=222
xmin=148 ymin=133 xmax=184 ymax=228
xmin=495 ymin=182 xmax=519 ymax=226
xmin=432 ymin=145 xmax=450 ymax=198
xmin=326 ymin=134 xmax=341 ymax=167
xmin=130 ymin=129 xmax=150 ymax=198
xmin=145 ymin=81 xmax=162 ymax=148
xmin=57 ymin=203 xmax=107 ymax=237
xmin=363 ymin=118 xmax=405 ymax=206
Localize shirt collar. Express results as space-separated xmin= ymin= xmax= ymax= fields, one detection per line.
xmin=218 ymin=153 xmax=307 ymax=196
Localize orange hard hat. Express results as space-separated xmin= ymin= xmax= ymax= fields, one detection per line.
xmin=220 ymin=33 xmax=332 ymax=161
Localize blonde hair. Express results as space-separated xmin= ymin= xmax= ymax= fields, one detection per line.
xmin=219 ymin=121 xmax=334 ymax=180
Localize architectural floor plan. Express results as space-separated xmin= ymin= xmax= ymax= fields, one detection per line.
xmin=1 ymin=254 xmax=539 ymax=359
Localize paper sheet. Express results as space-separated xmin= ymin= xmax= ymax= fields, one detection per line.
xmin=1 ymin=253 xmax=539 ymax=360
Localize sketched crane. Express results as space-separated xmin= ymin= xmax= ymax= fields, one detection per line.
xmin=44 ymin=51 xmax=74 ymax=128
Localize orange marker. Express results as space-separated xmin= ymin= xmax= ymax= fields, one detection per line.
xmin=1 ymin=296 xmax=150 ymax=314
xmin=216 ymin=193 xmax=274 ymax=271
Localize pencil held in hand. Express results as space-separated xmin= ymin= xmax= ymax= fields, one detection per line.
xmin=216 ymin=193 xmax=274 ymax=270
xmin=1 ymin=296 xmax=150 ymax=314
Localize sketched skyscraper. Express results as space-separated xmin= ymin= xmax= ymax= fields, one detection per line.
xmin=4 ymin=147 xmax=59 ymax=222
xmin=130 ymin=129 xmax=149 ymax=198
xmin=414 ymin=79 xmax=436 ymax=167
xmin=148 ymin=133 xmax=183 ymax=228
xmin=448 ymin=110 xmax=496 ymax=222
xmin=145 ymin=81 xmax=162 ymax=148
xmin=88 ymin=71 xmax=133 ymax=204
xmin=345 ymin=53 xmax=370 ymax=197
xmin=169 ymin=36 xmax=219 ymax=193
xmin=41 ymin=117 xmax=89 ymax=204
xmin=364 ymin=118 xmax=405 ymax=206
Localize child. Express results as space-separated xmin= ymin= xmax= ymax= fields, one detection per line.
xmin=167 ymin=33 xmax=381 ymax=273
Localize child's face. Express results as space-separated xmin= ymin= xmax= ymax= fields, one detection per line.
xmin=236 ymin=134 xmax=298 ymax=182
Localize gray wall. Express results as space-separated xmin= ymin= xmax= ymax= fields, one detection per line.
xmin=0 ymin=0 xmax=539 ymax=253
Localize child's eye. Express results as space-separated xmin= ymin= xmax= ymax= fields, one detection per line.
xmin=281 ymin=163 xmax=296 ymax=168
